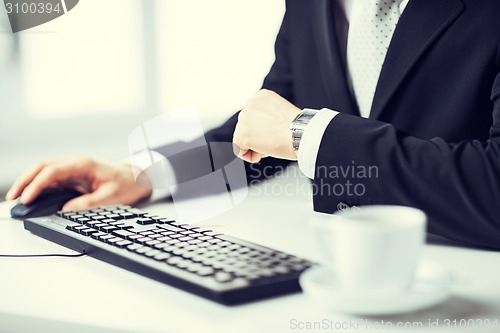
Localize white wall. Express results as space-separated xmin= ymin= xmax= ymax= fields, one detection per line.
xmin=157 ymin=0 xmax=285 ymax=120
xmin=0 ymin=0 xmax=286 ymax=191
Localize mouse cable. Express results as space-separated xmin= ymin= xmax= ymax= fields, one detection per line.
xmin=0 ymin=252 xmax=87 ymax=258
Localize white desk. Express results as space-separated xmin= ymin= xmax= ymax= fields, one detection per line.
xmin=1 ymin=167 xmax=500 ymax=333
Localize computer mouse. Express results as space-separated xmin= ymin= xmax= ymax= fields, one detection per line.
xmin=10 ymin=188 xmax=83 ymax=219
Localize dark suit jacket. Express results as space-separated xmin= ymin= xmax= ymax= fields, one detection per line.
xmin=200 ymin=0 xmax=500 ymax=250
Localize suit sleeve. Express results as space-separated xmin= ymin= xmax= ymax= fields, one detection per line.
xmin=312 ymin=70 xmax=500 ymax=250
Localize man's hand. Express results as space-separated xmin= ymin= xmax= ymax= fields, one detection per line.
xmin=5 ymin=157 xmax=152 ymax=211
xmin=233 ymin=89 xmax=301 ymax=163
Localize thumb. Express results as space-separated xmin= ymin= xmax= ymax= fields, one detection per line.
xmin=62 ymin=185 xmax=115 ymax=212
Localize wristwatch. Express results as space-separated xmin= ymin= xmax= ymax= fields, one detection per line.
xmin=290 ymin=109 xmax=318 ymax=151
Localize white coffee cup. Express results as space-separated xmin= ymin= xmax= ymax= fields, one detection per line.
xmin=310 ymin=205 xmax=427 ymax=296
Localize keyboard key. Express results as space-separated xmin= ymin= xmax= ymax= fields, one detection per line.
xmin=181 ymin=252 xmax=196 ymax=259
xmin=153 ymin=252 xmax=171 ymax=261
xmin=157 ymin=218 xmax=175 ymax=224
xmin=59 ymin=211 xmax=76 ymax=218
xmin=137 ymin=218 xmax=155 ymax=225
xmin=197 ymin=267 xmax=215 ymax=276
xmin=214 ymin=272 xmax=233 ymax=283
xmin=168 ymin=234 xmax=182 ymax=239
xmin=136 ymin=237 xmax=153 ymax=244
xmin=102 ymin=226 xmax=119 ymax=233
xmin=186 ymin=262 xmax=203 ymax=273
xmin=69 ymin=215 xmax=85 ymax=221
xmin=163 ymin=245 xmax=177 ymax=252
xmin=112 ymin=229 xmax=135 ymax=238
xmin=148 ymin=234 xmax=162 ymax=239
xmin=98 ymin=234 xmax=115 ymax=242
xmin=109 ymin=221 xmax=124 ymax=226
xmin=95 ymin=223 xmax=109 ymax=230
xmin=194 ymin=234 xmax=209 ymax=239
xmin=175 ymin=259 xmax=190 ymax=269
xmin=91 ymin=231 xmax=108 ymax=239
xmin=173 ymin=248 xmax=188 ymax=256
xmin=128 ymin=234 xmax=144 ymax=241
xmin=166 ymin=256 xmax=182 ymax=265
xmin=126 ymin=244 xmax=143 ymax=251
xmin=106 ymin=214 xmax=122 ymax=220
xmin=86 ymin=221 xmax=103 ymax=227
xmin=135 ymin=246 xmax=151 ymax=255
xmin=158 ymin=224 xmax=183 ymax=233
xmin=73 ymin=225 xmax=88 ymax=233
xmin=107 ymin=237 xmax=124 ymax=245
xmin=153 ymin=242 xmax=169 ymax=250
xmin=65 ymin=222 xmax=81 ymax=231
xmin=81 ymin=228 xmax=99 ymax=236
xmin=203 ymin=231 xmax=222 ymax=237
xmin=115 ymin=240 xmax=133 ymax=248
xmin=119 ymin=212 xmax=136 ymax=219
xmin=144 ymin=249 xmax=161 ymax=257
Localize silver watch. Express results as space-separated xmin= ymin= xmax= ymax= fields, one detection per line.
xmin=290 ymin=109 xmax=319 ymax=151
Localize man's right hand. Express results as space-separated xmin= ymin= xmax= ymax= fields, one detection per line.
xmin=5 ymin=157 xmax=152 ymax=212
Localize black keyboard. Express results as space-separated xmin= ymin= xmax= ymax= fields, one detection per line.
xmin=23 ymin=205 xmax=313 ymax=305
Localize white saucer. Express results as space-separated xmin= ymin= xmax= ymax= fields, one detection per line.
xmin=299 ymin=260 xmax=452 ymax=315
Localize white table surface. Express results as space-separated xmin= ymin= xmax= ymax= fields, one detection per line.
xmin=1 ymin=168 xmax=500 ymax=333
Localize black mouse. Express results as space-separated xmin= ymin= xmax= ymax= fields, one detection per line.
xmin=10 ymin=188 xmax=83 ymax=219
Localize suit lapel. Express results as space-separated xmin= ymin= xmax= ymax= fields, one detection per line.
xmin=312 ymin=0 xmax=357 ymax=115
xmin=370 ymin=0 xmax=465 ymax=120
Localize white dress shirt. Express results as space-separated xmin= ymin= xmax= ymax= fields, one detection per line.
xmin=298 ymin=0 xmax=409 ymax=179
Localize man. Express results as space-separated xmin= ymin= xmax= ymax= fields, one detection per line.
xmin=7 ymin=0 xmax=500 ymax=249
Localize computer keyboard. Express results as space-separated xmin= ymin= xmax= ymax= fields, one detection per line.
xmin=23 ymin=205 xmax=313 ymax=305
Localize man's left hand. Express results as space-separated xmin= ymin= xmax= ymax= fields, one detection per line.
xmin=233 ymin=89 xmax=301 ymax=163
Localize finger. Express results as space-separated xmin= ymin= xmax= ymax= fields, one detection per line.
xmin=249 ymin=151 xmax=263 ymax=163
xmin=237 ymin=148 xmax=249 ymax=159
xmin=21 ymin=161 xmax=91 ymax=204
xmin=6 ymin=162 xmax=47 ymax=200
xmin=242 ymin=150 xmax=262 ymax=163
xmin=62 ymin=185 xmax=115 ymax=212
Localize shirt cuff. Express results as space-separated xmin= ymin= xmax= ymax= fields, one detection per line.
xmin=129 ymin=150 xmax=177 ymax=196
xmin=298 ymin=108 xmax=339 ymax=179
